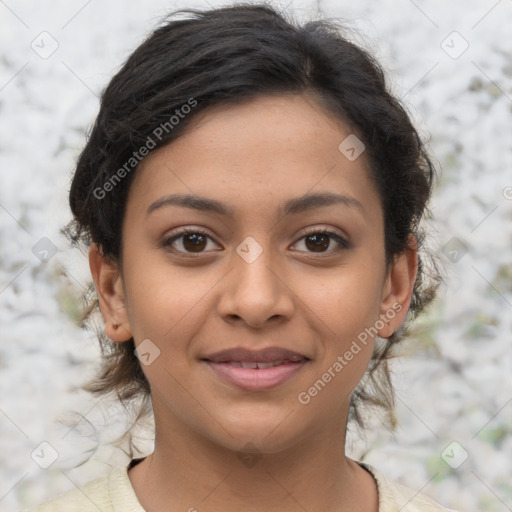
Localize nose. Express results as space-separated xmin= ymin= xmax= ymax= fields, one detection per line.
xmin=217 ymin=240 xmax=295 ymax=328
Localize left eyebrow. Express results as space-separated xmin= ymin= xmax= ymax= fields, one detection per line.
xmin=146 ymin=191 xmax=364 ymax=217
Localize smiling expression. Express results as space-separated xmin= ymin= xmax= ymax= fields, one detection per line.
xmin=94 ymin=93 xmax=413 ymax=454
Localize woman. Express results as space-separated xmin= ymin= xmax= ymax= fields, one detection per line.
xmin=28 ymin=3 xmax=454 ymax=511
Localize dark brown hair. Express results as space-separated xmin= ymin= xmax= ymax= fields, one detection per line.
xmin=65 ymin=2 xmax=441 ymax=434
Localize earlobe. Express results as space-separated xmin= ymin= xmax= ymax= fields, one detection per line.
xmin=378 ymin=235 xmax=418 ymax=338
xmin=88 ymin=244 xmax=133 ymax=342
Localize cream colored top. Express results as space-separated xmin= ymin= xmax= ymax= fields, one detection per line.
xmin=26 ymin=460 xmax=457 ymax=511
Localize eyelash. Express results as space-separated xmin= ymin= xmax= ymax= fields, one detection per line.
xmin=162 ymin=227 xmax=350 ymax=257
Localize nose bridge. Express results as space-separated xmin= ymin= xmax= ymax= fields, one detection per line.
xmin=235 ymin=235 xmax=276 ymax=290
xmin=218 ymin=234 xmax=294 ymax=326
xmin=235 ymin=234 xmax=280 ymax=295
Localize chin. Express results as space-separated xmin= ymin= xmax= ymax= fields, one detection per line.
xmin=203 ymin=409 xmax=312 ymax=455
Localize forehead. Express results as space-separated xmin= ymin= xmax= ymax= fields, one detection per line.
xmin=127 ymin=94 xmax=382 ymax=225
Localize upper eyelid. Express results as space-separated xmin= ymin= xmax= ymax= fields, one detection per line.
xmin=164 ymin=226 xmax=349 ymax=251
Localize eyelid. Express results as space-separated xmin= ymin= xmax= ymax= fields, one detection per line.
xmin=162 ymin=225 xmax=350 ymax=255
xmin=298 ymin=225 xmax=348 ymax=242
xmin=161 ymin=226 xmax=220 ymax=255
xmin=292 ymin=226 xmax=350 ymax=251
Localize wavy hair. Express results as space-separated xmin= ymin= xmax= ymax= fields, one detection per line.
xmin=64 ymin=2 xmax=441 ymax=443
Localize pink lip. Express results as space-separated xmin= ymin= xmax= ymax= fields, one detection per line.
xmin=201 ymin=346 xmax=310 ymax=391
xmin=203 ymin=360 xmax=308 ymax=391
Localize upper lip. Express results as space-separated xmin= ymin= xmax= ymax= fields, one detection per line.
xmin=202 ymin=346 xmax=309 ymax=363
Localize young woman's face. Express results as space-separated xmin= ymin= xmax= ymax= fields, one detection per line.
xmin=97 ymin=93 xmax=414 ymax=454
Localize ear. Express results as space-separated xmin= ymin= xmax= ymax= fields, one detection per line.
xmin=378 ymin=234 xmax=418 ymax=338
xmin=89 ymin=243 xmax=133 ymax=342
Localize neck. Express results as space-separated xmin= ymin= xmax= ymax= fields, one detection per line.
xmin=128 ymin=404 xmax=378 ymax=512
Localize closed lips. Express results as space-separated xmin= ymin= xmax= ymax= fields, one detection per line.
xmin=202 ymin=346 xmax=310 ymax=364
xmin=202 ymin=346 xmax=310 ymax=391
xmin=220 ymin=360 xmax=303 ymax=369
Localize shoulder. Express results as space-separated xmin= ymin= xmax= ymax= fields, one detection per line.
xmin=359 ymin=462 xmax=460 ymax=512
xmin=23 ymin=472 xmax=113 ymax=512
xmin=23 ymin=464 xmax=145 ymax=512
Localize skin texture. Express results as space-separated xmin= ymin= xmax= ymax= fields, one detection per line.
xmin=89 ymin=93 xmax=417 ymax=512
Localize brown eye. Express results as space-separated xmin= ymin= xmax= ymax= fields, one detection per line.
xmin=293 ymin=229 xmax=349 ymax=254
xmin=182 ymin=233 xmax=207 ymax=252
xmin=163 ymin=228 xmax=220 ymax=255
xmin=304 ymin=233 xmax=330 ymax=252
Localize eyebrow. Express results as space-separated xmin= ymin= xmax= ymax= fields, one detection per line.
xmin=146 ymin=191 xmax=364 ymax=217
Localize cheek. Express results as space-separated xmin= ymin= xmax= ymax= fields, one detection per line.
xmin=291 ymin=264 xmax=383 ymax=398
xmin=293 ymin=274 xmax=379 ymax=419
xmin=296 ymin=264 xmax=384 ymax=340
xmin=121 ymin=247 xmax=216 ymax=344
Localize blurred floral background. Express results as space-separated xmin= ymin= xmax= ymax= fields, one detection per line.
xmin=1 ymin=0 xmax=511 ymax=510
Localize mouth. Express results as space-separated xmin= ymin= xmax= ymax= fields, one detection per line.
xmin=201 ymin=346 xmax=310 ymax=391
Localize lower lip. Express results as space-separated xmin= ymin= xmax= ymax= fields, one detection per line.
xmin=203 ymin=360 xmax=308 ymax=391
